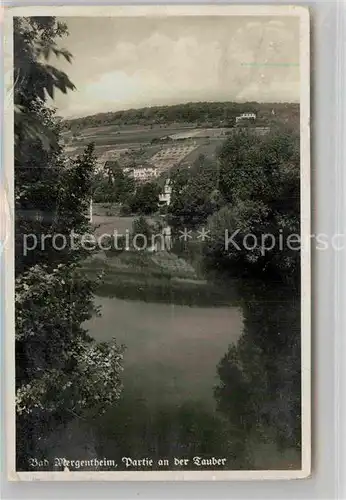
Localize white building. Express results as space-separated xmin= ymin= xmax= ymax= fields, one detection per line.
xmin=159 ymin=179 xmax=172 ymax=206
xmin=235 ymin=112 xmax=257 ymax=123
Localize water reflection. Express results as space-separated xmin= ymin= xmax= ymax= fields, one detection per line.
xmin=84 ymin=276 xmax=300 ymax=471
xmin=92 ymin=398 xmax=251 ymax=471
xmin=215 ymin=280 xmax=301 ymax=464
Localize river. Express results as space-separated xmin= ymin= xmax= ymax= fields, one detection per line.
xmin=40 ymin=244 xmax=300 ymax=472
xmin=87 ymin=296 xmax=243 ymax=406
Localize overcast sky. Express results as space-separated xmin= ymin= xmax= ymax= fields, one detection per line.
xmin=53 ymin=16 xmax=300 ymax=118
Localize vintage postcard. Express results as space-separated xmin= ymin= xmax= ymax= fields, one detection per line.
xmin=4 ymin=5 xmax=310 ymax=481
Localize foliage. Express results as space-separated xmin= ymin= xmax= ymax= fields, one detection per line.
xmin=14 ymin=17 xmax=75 ymax=150
xmin=14 ymin=17 xmax=124 ymax=469
xmin=16 ymin=263 xmax=124 ymax=418
xmin=215 ymin=282 xmax=301 ymax=451
xmin=165 ymin=126 xmax=302 ymax=456
xmin=168 ymin=155 xmax=223 ymax=229
xmin=131 ymin=216 xmax=154 ymax=243
xmin=204 ymin=128 xmax=300 ymax=285
xmin=93 ymin=161 xmax=135 ymax=204
xmin=91 ymin=161 xmax=135 ymax=204
xmin=119 ymin=203 xmax=132 ymax=216
xmin=63 ymin=101 xmax=300 ymax=131
xmin=207 ymin=129 xmax=301 ymax=456
xmin=16 ymin=138 xmax=96 ymax=273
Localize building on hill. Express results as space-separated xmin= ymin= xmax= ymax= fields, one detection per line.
xmin=132 ymin=166 xmax=159 ymax=182
xmin=235 ymin=112 xmax=257 ymax=123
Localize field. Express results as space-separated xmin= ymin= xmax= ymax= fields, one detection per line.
xmin=65 ymin=124 xmax=198 ymax=149
xmin=64 ymin=123 xmax=230 ymax=168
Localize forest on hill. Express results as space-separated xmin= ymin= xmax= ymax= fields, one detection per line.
xmin=63 ymin=101 xmax=299 ymax=131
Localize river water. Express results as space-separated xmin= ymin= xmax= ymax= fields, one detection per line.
xmin=40 ymin=278 xmax=300 ymax=471
xmin=87 ymin=296 xmax=243 ymax=406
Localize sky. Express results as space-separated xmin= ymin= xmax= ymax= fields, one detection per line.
xmin=53 ymin=16 xmax=300 ymax=118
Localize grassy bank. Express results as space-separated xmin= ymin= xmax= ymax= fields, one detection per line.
xmin=82 ymin=249 xmax=239 ymax=307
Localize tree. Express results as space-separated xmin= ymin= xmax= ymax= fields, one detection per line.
xmin=132 ymin=216 xmax=153 ymax=241
xmin=63 ymin=102 xmax=300 ymax=130
xmin=92 ymin=161 xmax=135 ymax=204
xmin=104 ymin=161 xmax=135 ymax=203
xmin=14 ymin=17 xmax=75 ymax=151
xmin=205 ymin=128 xmax=302 ymax=460
xmin=14 ymin=17 xmax=124 ymax=469
xmin=205 ymin=128 xmax=300 ymax=285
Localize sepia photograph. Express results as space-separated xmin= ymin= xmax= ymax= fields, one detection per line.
xmin=4 ymin=5 xmax=310 ymax=480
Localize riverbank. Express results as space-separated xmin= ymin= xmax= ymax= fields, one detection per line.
xmin=81 ymin=249 xmax=240 ymax=307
